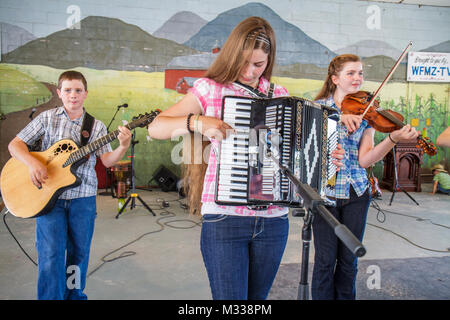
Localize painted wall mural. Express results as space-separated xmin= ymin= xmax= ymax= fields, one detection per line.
xmin=0 ymin=1 xmax=449 ymax=187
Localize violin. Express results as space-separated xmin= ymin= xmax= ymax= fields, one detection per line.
xmin=340 ymin=42 xmax=437 ymax=156
xmin=342 ymin=91 xmax=403 ymax=133
xmin=368 ymin=168 xmax=382 ymax=199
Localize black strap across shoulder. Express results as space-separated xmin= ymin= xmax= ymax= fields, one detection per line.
xmin=80 ymin=112 xmax=95 ymax=147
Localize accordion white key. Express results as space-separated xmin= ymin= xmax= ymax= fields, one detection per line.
xmin=215 ymin=95 xmax=339 ymax=208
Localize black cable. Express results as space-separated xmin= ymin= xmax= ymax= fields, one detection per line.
xmin=2 ymin=195 xmax=200 ymax=272
xmin=367 ymin=223 xmax=450 ymax=253
xmin=2 ymin=210 xmax=38 ymax=266
xmin=370 ymin=199 xmax=450 ymax=229
xmin=368 ymin=199 xmax=450 ymax=253
xmin=370 ymin=199 xmax=386 ymax=223
xmin=87 ymin=208 xmax=201 ymax=278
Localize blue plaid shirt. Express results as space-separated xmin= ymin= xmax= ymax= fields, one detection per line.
xmin=316 ymin=96 xmax=370 ymax=199
xmin=17 ymin=106 xmax=112 ymax=199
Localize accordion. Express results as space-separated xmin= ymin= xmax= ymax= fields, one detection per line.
xmin=215 ymin=95 xmax=339 ymax=208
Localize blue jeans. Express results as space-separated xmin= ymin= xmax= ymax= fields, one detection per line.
xmin=437 ymin=182 xmax=450 ymax=194
xmin=200 ymin=214 xmax=289 ymax=300
xmin=311 ymin=187 xmax=370 ymax=300
xmin=35 ymin=196 xmax=96 ymax=300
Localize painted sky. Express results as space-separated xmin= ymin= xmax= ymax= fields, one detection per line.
xmin=0 ymin=0 xmax=449 ymax=51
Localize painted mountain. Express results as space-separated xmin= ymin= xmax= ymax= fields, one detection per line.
xmin=153 ymin=11 xmax=208 ymax=44
xmin=336 ymin=40 xmax=403 ymax=60
xmin=183 ymin=2 xmax=336 ymax=67
xmin=362 ymin=55 xmax=407 ymax=82
xmin=2 ymin=16 xmax=199 ymax=72
xmin=1 ymin=22 xmax=36 ymax=54
xmin=420 ymin=40 xmax=450 ymax=52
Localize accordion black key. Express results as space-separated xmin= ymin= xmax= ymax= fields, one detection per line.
xmin=215 ymin=95 xmax=339 ymax=208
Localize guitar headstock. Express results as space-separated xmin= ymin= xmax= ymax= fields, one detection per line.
xmin=130 ymin=109 xmax=162 ymax=129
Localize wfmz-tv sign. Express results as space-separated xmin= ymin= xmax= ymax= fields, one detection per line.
xmin=407 ymin=51 xmax=450 ymax=82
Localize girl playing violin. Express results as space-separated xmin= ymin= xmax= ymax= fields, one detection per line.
xmin=312 ymin=54 xmax=419 ymax=300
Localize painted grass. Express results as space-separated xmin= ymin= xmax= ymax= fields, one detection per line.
xmin=2 ymin=63 xmax=448 ymax=177
xmin=0 ymin=64 xmax=51 ymax=114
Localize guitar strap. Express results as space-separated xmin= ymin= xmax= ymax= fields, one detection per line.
xmin=80 ymin=112 xmax=95 ymax=147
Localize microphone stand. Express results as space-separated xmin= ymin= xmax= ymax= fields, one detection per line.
xmin=106 ymin=107 xmax=121 ymax=132
xmin=115 ymin=129 xmax=155 ymax=218
xmin=266 ymin=151 xmax=366 ymax=300
xmin=99 ymin=105 xmax=123 ymax=197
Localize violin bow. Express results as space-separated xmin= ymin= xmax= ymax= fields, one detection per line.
xmin=361 ymin=41 xmax=413 ymax=118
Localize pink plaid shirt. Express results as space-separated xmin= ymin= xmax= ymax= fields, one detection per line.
xmin=189 ymin=77 xmax=290 ymax=217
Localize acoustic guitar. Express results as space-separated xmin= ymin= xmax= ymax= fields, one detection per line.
xmin=0 ymin=110 xmax=160 ymax=218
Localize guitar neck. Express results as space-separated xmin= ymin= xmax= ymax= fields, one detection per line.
xmin=64 ymin=122 xmax=136 ymax=166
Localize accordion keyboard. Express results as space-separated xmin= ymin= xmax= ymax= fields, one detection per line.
xmin=217 ymin=97 xmax=252 ymax=203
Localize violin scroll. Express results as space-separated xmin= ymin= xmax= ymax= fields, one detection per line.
xmin=417 ymin=136 xmax=437 ymax=156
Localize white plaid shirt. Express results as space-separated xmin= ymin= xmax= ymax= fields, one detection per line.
xmin=17 ymin=106 xmax=112 ymax=199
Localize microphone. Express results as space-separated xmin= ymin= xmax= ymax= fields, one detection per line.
xmin=29 ymin=108 xmax=37 ymax=119
xmin=117 ymin=103 xmax=128 ymax=109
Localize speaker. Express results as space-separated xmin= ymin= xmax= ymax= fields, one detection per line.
xmin=152 ymin=165 xmax=178 ymax=192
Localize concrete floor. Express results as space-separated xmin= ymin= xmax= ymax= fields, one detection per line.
xmin=0 ymin=183 xmax=449 ymax=300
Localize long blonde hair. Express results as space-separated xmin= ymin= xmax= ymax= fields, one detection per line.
xmin=182 ymin=135 xmax=210 ymax=216
xmin=205 ymin=16 xmax=276 ymax=83
xmin=183 ymin=16 xmax=277 ymax=215
xmin=315 ymin=54 xmax=361 ymax=101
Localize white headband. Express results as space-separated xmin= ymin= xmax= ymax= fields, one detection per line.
xmin=247 ymin=32 xmax=271 ymax=47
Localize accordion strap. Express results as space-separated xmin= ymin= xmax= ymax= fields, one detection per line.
xmin=268 ymin=82 xmax=274 ymax=98
xmin=233 ymin=81 xmax=274 ymax=98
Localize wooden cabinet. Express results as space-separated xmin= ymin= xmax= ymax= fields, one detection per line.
xmin=380 ymin=139 xmax=423 ymax=192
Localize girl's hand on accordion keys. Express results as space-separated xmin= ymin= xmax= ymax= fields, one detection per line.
xmin=330 ymin=143 xmax=345 ymax=171
xmin=199 ymin=116 xmax=235 ymax=141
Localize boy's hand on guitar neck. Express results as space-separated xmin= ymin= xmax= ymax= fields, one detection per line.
xmin=117 ymin=125 xmax=132 ymax=148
